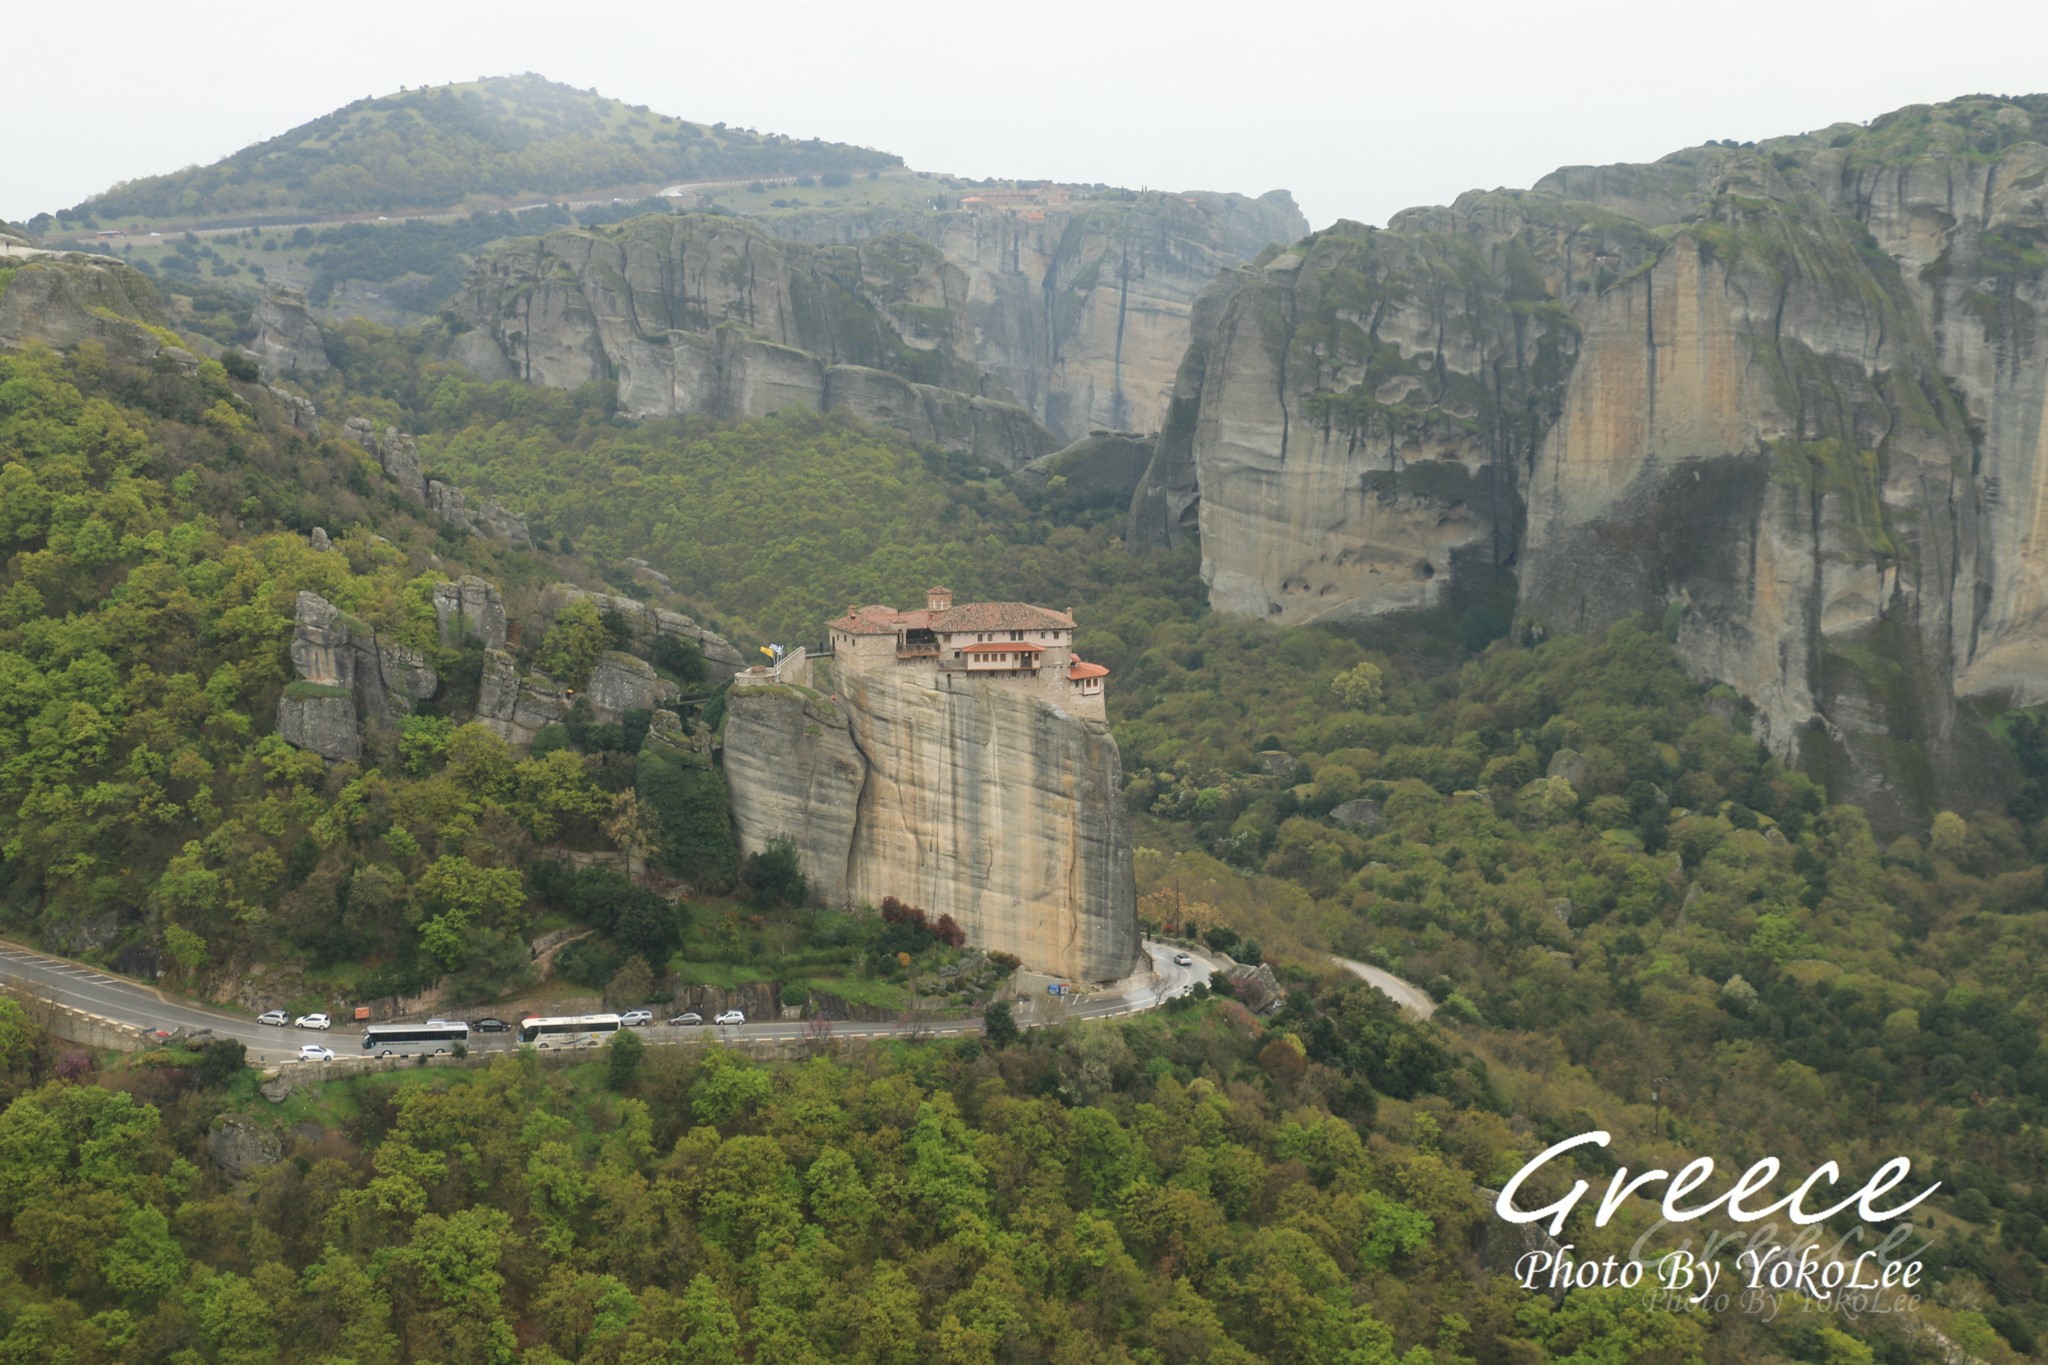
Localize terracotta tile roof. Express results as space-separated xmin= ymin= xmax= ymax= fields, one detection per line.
xmin=1069 ymin=660 xmax=1109 ymax=680
xmin=826 ymin=611 xmax=899 ymax=635
xmin=930 ymin=602 xmax=1075 ymax=632
xmin=959 ymin=641 xmax=1045 ymax=654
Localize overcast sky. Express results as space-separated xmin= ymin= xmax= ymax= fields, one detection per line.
xmin=6 ymin=0 xmax=2047 ymax=230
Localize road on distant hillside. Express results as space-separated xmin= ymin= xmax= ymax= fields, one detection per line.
xmin=57 ymin=169 xmax=921 ymax=244
xmin=0 ymin=935 xmax=1221 ymax=1070
xmin=1331 ymin=955 xmax=1436 ymax=1019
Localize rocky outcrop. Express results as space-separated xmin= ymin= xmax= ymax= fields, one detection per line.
xmin=276 ymin=591 xmax=438 ymax=761
xmin=206 ymin=1114 xmax=282 ymax=1182
xmin=432 ymin=576 xmax=509 ymax=651
xmin=723 ymin=663 xmax=1143 ymax=983
xmin=425 ymin=478 xmax=533 ymax=548
xmin=344 ymin=418 xmax=425 ymax=495
xmin=475 ymin=650 xmax=571 ymax=747
xmin=343 ymin=419 xmax=532 ymax=547
xmin=248 ymin=290 xmax=330 ymax=379
xmin=586 ymin=652 xmax=676 ymax=721
xmin=451 ymin=193 xmax=1306 ymax=457
xmin=536 ymin=583 xmax=745 ymax=684
xmin=1134 ymin=95 xmax=2048 ymax=825
xmin=0 ymin=256 xmax=173 ymax=359
xmin=268 ymin=389 xmax=320 ymax=437
xmin=1016 ymin=431 xmax=1156 ymax=504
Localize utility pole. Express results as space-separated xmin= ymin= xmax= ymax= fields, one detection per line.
xmin=1652 ymin=1075 xmax=1671 ymax=1136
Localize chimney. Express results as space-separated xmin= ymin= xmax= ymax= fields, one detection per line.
xmin=927 ymin=586 xmax=953 ymax=611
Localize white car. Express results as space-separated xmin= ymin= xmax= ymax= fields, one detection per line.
xmin=297 ymin=1044 xmax=336 ymax=1062
xmin=714 ymin=1009 xmax=745 ymax=1026
xmin=294 ymin=1013 xmax=331 ymax=1030
xmin=1173 ymin=952 xmax=1194 ymax=967
xmin=258 ymin=1010 xmax=290 ymax=1027
xmin=619 ymin=1010 xmax=653 ymax=1027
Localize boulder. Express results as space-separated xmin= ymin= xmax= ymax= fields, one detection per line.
xmin=1546 ymin=749 xmax=1590 ymax=790
xmin=1226 ymin=962 xmax=1285 ymax=1014
xmin=276 ymin=691 xmax=360 ymax=762
xmin=586 ymin=652 xmax=676 ymax=721
xmin=475 ymin=649 xmax=572 ymax=747
xmin=205 ymin=1113 xmax=282 ymax=1182
xmin=1017 ymin=431 xmax=1156 ymax=500
xmin=1328 ymin=799 xmax=1383 ymax=832
xmin=248 ymin=291 xmax=331 ymax=379
xmin=433 ymin=576 xmax=510 ymax=651
xmin=1472 ymin=1188 xmax=1567 ymax=1299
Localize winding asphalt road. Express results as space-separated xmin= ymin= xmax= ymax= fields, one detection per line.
xmin=0 ymin=938 xmax=1223 ymax=1068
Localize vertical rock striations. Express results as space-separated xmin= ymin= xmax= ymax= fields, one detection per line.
xmin=276 ymin=591 xmax=438 ymax=761
xmin=724 ymin=664 xmax=1142 ymax=983
xmin=1134 ymin=95 xmax=2048 ymax=824
xmin=450 ymin=191 xmax=1307 ymax=459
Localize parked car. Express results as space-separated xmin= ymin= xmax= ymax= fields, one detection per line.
xmin=1173 ymin=952 xmax=1194 ymax=967
xmin=714 ymin=1009 xmax=746 ymax=1026
xmin=619 ymin=1010 xmax=653 ymax=1027
xmin=668 ymin=1012 xmax=703 ymax=1027
xmin=471 ymin=1018 xmax=510 ymax=1033
xmin=294 ymin=1013 xmax=331 ymax=1030
xmin=297 ymin=1044 xmax=336 ymax=1062
xmin=258 ymin=1010 xmax=289 ymax=1027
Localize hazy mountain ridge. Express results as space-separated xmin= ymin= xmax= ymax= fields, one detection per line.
xmin=67 ymin=74 xmax=901 ymax=222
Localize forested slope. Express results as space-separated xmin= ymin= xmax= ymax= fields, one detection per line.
xmin=2 ymin=260 xmax=2046 ymax=1357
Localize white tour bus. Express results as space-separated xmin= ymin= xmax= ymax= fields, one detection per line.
xmin=360 ymin=1019 xmax=470 ymax=1056
xmin=518 ymin=1013 xmax=622 ymax=1048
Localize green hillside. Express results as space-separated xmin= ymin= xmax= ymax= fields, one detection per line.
xmin=69 ymin=73 xmax=901 ymax=222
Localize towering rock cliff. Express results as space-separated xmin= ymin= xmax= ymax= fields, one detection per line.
xmin=724 ymin=662 xmax=1142 ymax=983
xmin=449 ymin=191 xmax=1306 ymax=458
xmin=760 ymin=189 xmax=1309 ymax=441
xmin=1133 ymin=95 xmax=2048 ymax=825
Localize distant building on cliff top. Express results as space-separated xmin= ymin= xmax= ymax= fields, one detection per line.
xmin=825 ymin=587 xmax=1108 ymax=717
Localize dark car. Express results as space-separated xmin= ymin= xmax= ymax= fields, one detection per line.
xmin=471 ymin=1018 xmax=511 ymax=1033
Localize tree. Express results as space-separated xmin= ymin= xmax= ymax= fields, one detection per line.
xmin=1330 ymin=661 xmax=1384 ymax=711
xmin=607 ymin=1027 xmax=645 ymax=1092
xmin=535 ymin=600 xmax=609 ymax=689
xmin=605 ymin=955 xmax=655 ymax=1010
xmin=676 ymin=1273 xmax=743 ymax=1365
xmin=743 ymin=837 xmax=808 ymax=908
xmin=615 ymin=886 xmax=684 ymax=962
xmin=0 ymin=997 xmax=37 ymax=1100
xmin=983 ymin=1001 xmax=1019 ymax=1048
xmin=414 ymin=856 xmax=528 ymax=971
xmin=636 ymin=748 xmax=737 ymax=891
xmin=195 ymin=1038 xmax=248 ymax=1088
xmin=652 ymin=634 xmax=705 ymax=685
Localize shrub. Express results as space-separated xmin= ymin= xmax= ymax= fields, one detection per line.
xmin=607 ymin=1027 xmax=645 ymax=1091
xmin=743 ymin=838 xmax=807 ymax=908
xmin=984 ymin=1000 xmax=1019 ymax=1047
